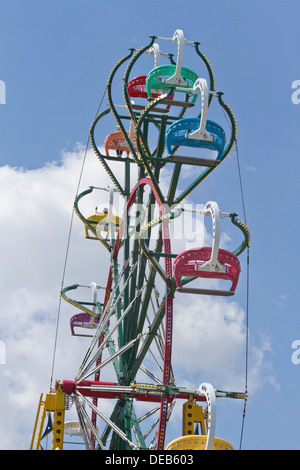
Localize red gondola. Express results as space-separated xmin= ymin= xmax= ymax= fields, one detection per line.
xmin=173 ymin=247 xmax=241 ymax=296
xmin=127 ymin=75 xmax=174 ymax=109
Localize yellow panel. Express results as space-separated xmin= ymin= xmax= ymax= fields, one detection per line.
xmin=182 ymin=397 xmax=206 ymax=436
xmin=52 ymin=382 xmax=65 ymax=450
xmin=30 ymin=383 xmax=66 ymax=450
xmin=165 ymin=435 xmax=234 ymax=451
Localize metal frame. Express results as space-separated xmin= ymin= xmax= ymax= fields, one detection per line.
xmin=31 ymin=29 xmax=250 ymax=451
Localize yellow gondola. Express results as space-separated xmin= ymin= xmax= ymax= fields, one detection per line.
xmin=85 ymin=208 xmax=120 ymax=239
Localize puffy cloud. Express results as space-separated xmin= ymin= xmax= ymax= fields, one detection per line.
xmin=172 ymin=292 xmax=278 ymax=398
xmin=0 ymin=146 xmax=103 ymax=449
xmin=172 ymin=294 xmax=246 ymax=390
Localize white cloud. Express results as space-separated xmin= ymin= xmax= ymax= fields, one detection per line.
xmin=0 ymin=146 xmax=102 ymax=449
xmin=245 ymin=165 xmax=257 ymax=173
xmin=172 ymin=295 xmax=246 ymax=389
xmin=172 ymin=294 xmax=278 ymax=394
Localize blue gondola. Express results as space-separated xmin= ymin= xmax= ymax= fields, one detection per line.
xmin=165 ymin=118 xmax=226 ymax=159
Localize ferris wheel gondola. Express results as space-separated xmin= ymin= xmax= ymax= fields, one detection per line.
xmin=70 ymin=283 xmax=101 ymax=337
xmin=173 ymin=201 xmax=249 ymax=296
xmin=165 ymin=118 xmax=226 ymax=159
xmin=165 ymin=77 xmax=226 ymax=161
xmin=127 ymin=43 xmax=174 ymax=109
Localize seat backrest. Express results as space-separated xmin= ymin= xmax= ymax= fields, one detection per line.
xmin=173 ymin=247 xmax=241 ymax=292
xmin=165 ymin=435 xmax=234 ymax=450
xmin=128 ymin=75 xmax=151 ymax=99
xmin=104 ymin=131 xmax=136 ymax=156
xmin=165 ymin=118 xmax=226 ymax=156
xmin=127 ymin=75 xmax=174 ymax=109
xmin=146 ymin=64 xmax=199 ymax=101
xmin=70 ymin=312 xmax=99 ymax=336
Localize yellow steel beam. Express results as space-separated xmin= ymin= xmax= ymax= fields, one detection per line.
xmin=30 ymin=382 xmax=65 ymax=450
xmin=182 ymin=395 xmax=207 ymax=436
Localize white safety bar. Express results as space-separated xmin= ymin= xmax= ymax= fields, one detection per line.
xmin=193 ymin=201 xmax=227 ymax=273
xmin=156 ymin=29 xmax=195 ymax=45
xmin=187 ymin=78 xmax=213 ymax=142
xmin=199 ymin=382 xmax=216 ymax=450
xmin=90 ymin=282 xmax=98 ymax=317
xmin=146 ymin=43 xmax=162 ymax=67
xmin=156 ymin=29 xmax=190 ymax=86
xmin=204 ymin=201 xmax=220 ymax=271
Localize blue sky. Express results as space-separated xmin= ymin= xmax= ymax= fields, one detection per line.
xmin=0 ymin=0 xmax=300 ymax=450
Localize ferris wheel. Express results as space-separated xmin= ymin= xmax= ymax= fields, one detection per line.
xmin=30 ymin=29 xmax=250 ymax=451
